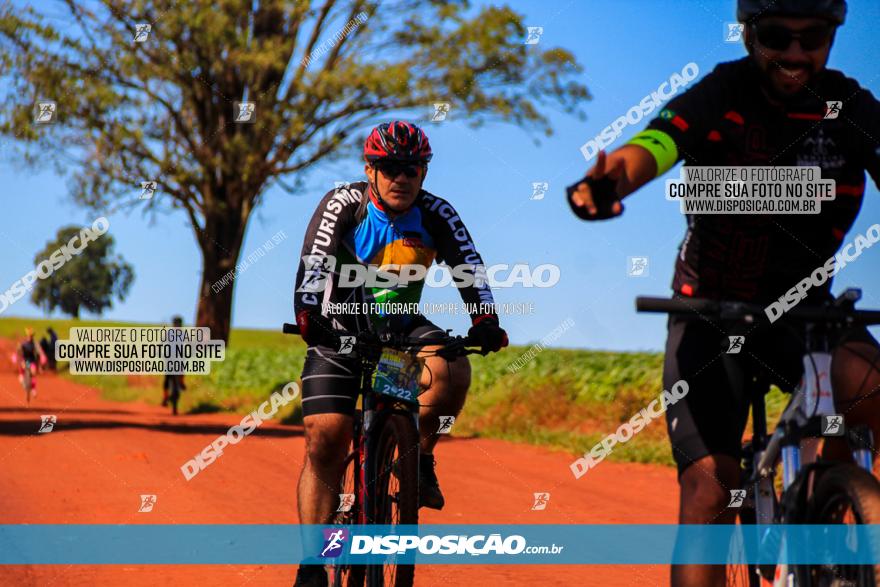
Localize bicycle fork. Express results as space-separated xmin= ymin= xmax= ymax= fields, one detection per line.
xmin=360 ymin=393 xmax=376 ymax=525
xmin=850 ymin=426 xmax=874 ymax=473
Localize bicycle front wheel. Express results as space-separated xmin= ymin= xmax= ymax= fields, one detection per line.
xmin=726 ymin=501 xmax=762 ymax=587
xmin=23 ymin=368 xmax=32 ymax=404
xmin=368 ymin=411 xmax=419 ymax=587
xmin=798 ymin=464 xmax=880 ymax=586
xmin=170 ymin=377 xmax=180 ymax=415
xmin=329 ymin=447 xmax=365 ymax=587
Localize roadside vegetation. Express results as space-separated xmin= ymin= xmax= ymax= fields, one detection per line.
xmin=0 ymin=317 xmax=786 ymax=466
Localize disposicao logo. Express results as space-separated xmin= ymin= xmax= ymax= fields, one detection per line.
xmin=320 ymin=528 xmax=349 ymax=558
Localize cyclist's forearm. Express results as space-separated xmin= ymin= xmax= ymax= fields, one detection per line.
xmin=608 ymin=144 xmax=659 ymax=200
xmin=614 ymin=125 xmax=683 ymax=199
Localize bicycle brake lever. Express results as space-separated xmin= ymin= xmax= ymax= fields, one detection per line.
xmin=356 ymin=330 xmax=380 ymax=345
xmin=433 ymin=338 xmax=472 ymax=360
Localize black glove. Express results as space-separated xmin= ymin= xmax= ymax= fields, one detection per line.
xmin=467 ymin=315 xmax=509 ymax=354
xmin=296 ymin=310 xmax=338 ymax=348
xmin=566 ymin=175 xmax=624 ymax=220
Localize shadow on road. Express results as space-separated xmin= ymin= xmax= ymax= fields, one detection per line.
xmin=0 ymin=417 xmax=304 ymax=437
xmin=0 ymin=406 xmax=139 ymax=416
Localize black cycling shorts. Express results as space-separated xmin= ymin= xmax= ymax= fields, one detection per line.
xmin=663 ymin=314 xmax=878 ymax=476
xmin=299 ymin=317 xmax=445 ymax=417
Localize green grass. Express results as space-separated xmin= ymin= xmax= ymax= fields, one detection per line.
xmin=458 ymin=348 xmax=676 ymax=465
xmin=2 ymin=316 xmax=787 ymax=466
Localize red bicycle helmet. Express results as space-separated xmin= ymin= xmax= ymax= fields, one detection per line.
xmin=363 ymin=121 xmax=433 ymax=164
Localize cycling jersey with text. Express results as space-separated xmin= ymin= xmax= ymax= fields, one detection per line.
xmin=293 ymin=182 xmax=495 ymax=333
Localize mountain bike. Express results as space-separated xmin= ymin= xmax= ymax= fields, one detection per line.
xmin=637 ymin=288 xmax=880 ymax=587
xmin=282 ymin=322 xmax=481 ymax=587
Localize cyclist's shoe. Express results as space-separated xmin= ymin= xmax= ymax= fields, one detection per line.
xmin=419 ymin=453 xmax=445 ymax=510
xmin=293 ymin=564 xmax=328 ymax=587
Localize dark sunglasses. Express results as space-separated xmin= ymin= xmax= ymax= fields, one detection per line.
xmin=753 ymin=23 xmax=834 ymax=52
xmin=373 ymin=161 xmax=422 ymax=179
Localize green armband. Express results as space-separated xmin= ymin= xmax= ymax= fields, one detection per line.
xmin=627 ymin=130 xmax=679 ymax=177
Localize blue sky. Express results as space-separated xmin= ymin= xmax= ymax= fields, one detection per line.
xmin=1 ymin=0 xmax=879 ymax=351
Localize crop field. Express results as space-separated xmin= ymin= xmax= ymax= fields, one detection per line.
xmin=1 ymin=316 xmax=787 ymax=466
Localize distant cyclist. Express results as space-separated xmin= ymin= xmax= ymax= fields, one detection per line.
xmin=45 ymin=327 xmax=58 ymax=371
xmin=292 ymin=121 xmax=508 ymax=587
xmin=162 ymin=315 xmax=186 ymax=407
xmin=39 ymin=336 xmax=51 ymax=369
xmin=568 ymin=1 xmax=880 ymax=585
xmin=16 ymin=328 xmax=39 ymax=395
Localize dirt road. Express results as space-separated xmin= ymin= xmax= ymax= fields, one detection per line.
xmin=0 ymin=342 xmax=678 ymax=586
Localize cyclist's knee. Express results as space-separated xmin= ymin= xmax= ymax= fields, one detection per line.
xmin=303 ymin=414 xmax=352 ymax=468
xmin=679 ymin=455 xmax=740 ymax=523
xmin=425 ymin=355 xmax=470 ymax=393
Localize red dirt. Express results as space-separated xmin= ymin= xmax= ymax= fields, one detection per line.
xmin=0 ymin=340 xmax=679 ymax=586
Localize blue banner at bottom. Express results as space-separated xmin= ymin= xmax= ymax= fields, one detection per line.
xmin=2 ymin=525 xmax=880 ymax=565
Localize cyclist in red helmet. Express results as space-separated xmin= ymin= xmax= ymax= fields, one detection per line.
xmin=292 ymin=120 xmax=508 ymax=586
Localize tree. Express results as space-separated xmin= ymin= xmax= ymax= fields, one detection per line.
xmin=31 ymin=226 xmax=134 ymax=319
xmin=0 ymin=0 xmax=590 ymax=342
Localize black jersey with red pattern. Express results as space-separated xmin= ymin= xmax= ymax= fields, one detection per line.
xmin=645 ymin=57 xmax=880 ymax=303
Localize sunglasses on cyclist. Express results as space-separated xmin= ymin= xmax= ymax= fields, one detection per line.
xmin=753 ymin=23 xmax=834 ymax=52
xmin=373 ymin=161 xmax=422 ymax=179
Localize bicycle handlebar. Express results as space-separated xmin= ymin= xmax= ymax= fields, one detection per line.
xmin=635 ymin=296 xmax=880 ymax=326
xmin=281 ymin=322 xmax=482 ymax=356
xmin=636 ymin=297 xmax=723 ymax=315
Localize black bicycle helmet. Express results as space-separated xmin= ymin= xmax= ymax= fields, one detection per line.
xmin=737 ymin=0 xmax=846 ymax=24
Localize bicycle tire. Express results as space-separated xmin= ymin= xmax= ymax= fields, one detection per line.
xmin=23 ymin=366 xmax=32 ymax=404
xmin=330 ymin=449 xmax=365 ymax=587
xmin=368 ymin=411 xmax=419 ymax=587
xmin=797 ymin=464 xmax=880 ymax=586
xmin=726 ymin=501 xmax=762 ymax=587
xmin=170 ymin=377 xmax=180 ymax=415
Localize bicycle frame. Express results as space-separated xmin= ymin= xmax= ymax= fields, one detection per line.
xmin=21 ymin=359 xmax=35 ymax=387
xmin=729 ymin=325 xmax=877 ymax=586
xmin=281 ymin=321 xmax=479 ymax=586
xmin=355 ymin=359 xmax=420 ymax=525
xmin=635 ymin=290 xmax=880 ymax=586
xmin=747 ymin=340 xmax=875 ymax=528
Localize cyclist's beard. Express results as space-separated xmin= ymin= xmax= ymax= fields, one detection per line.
xmin=749 ymin=47 xmax=824 ymax=104
xmin=761 ymin=61 xmax=822 ymax=103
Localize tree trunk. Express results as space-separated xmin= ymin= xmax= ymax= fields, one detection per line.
xmin=195 ymin=209 xmax=246 ymax=344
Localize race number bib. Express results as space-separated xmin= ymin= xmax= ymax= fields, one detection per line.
xmin=372 ymin=349 xmax=423 ymax=404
